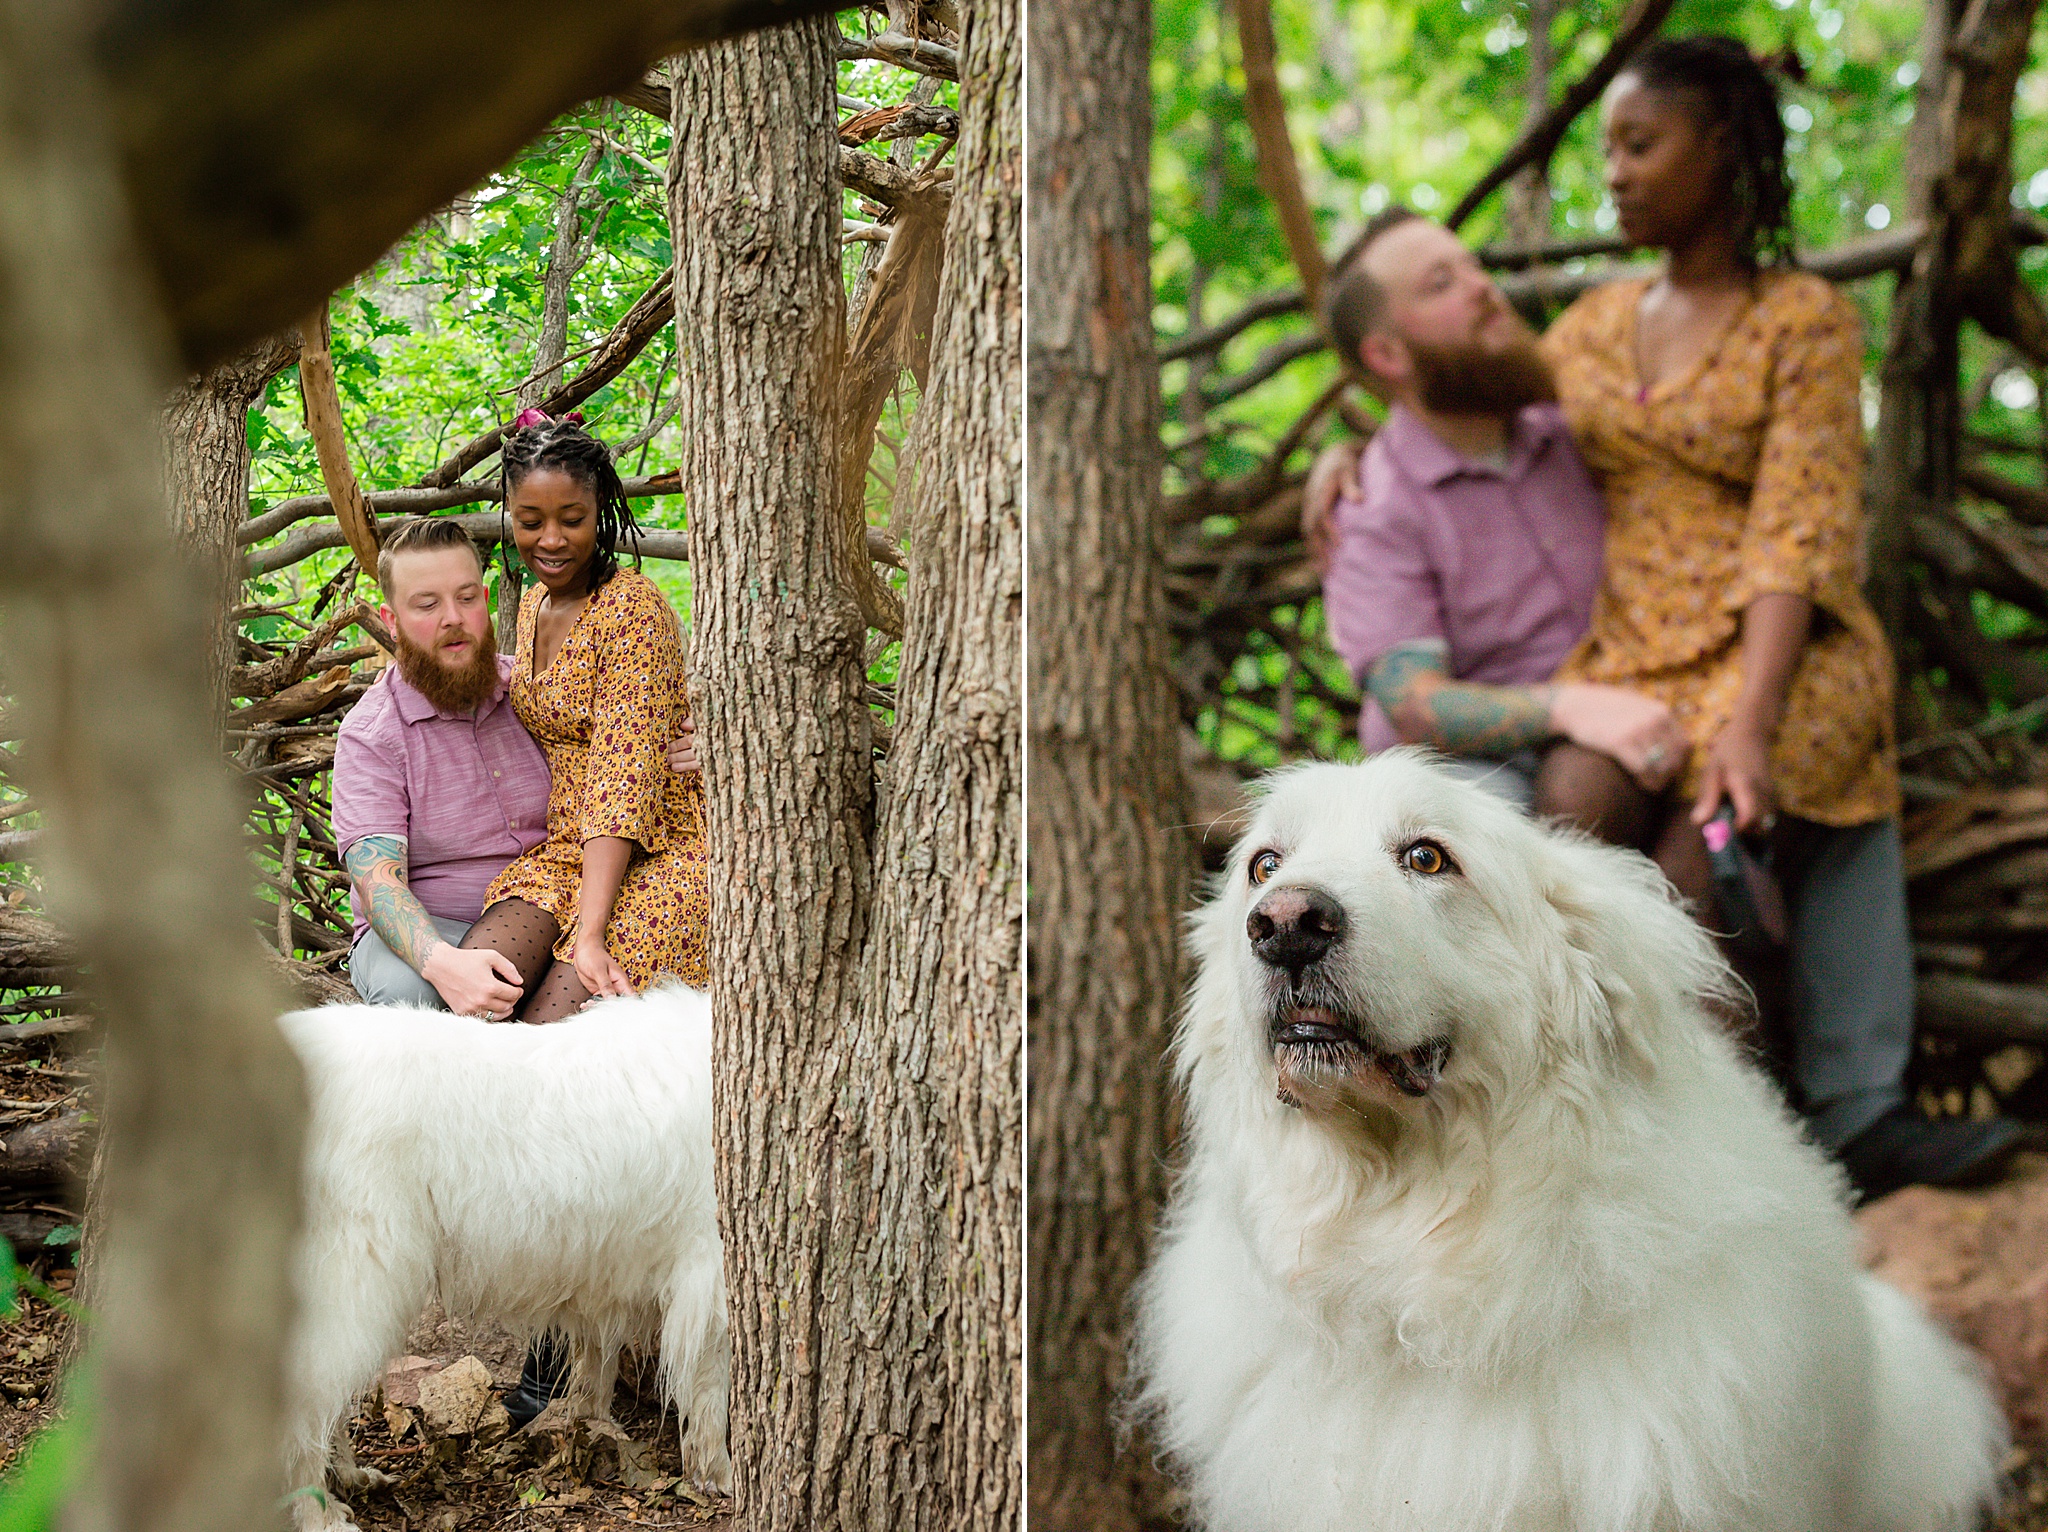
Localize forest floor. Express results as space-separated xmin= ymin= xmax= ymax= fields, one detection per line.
xmin=0 ymin=1287 xmax=730 ymax=1531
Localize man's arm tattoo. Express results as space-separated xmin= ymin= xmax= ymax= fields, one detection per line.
xmin=342 ymin=834 xmax=445 ymax=972
xmin=1367 ymin=639 xmax=1558 ymax=758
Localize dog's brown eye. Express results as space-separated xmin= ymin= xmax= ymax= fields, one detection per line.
xmin=1249 ymin=850 xmax=1282 ymax=885
xmin=1401 ymin=841 xmax=1449 ymax=875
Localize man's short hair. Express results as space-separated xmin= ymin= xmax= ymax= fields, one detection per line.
xmin=1324 ymin=205 xmax=1424 ymax=376
xmin=376 ymin=517 xmax=484 ymax=596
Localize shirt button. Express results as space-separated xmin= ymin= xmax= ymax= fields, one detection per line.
xmin=493 ymin=770 xmax=501 ymax=778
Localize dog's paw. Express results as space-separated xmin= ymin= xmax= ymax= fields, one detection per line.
xmin=289 ymin=1490 xmax=360 ymax=1532
xmin=331 ymin=1464 xmax=395 ymax=1494
xmin=681 ymin=1438 xmax=732 ymax=1494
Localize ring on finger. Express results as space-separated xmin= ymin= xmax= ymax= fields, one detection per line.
xmin=1645 ymin=743 xmax=1667 ymax=770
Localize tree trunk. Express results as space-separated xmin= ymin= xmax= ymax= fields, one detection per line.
xmin=162 ymin=332 xmax=300 ymax=707
xmin=881 ymin=0 xmax=1021 ymax=1517
xmin=668 ymin=22 xmax=892 ymax=1529
xmin=671 ymin=7 xmax=1019 ymax=1523
xmin=1027 ymin=0 xmax=1193 ymax=1526
xmin=0 ymin=8 xmax=307 ymax=1532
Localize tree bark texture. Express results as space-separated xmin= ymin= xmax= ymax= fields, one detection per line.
xmin=162 ymin=330 xmax=301 ymax=707
xmin=95 ymin=0 xmax=840 ymax=370
xmin=1028 ymin=0 xmax=1194 ymax=1526
xmin=878 ymin=0 xmax=1022 ymax=1518
xmin=673 ymin=8 xmax=1021 ymax=1524
xmin=669 ymin=23 xmax=902 ymax=1530
xmin=0 ymin=7 xmax=308 ymax=1532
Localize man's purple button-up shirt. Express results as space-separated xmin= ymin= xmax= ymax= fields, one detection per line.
xmin=331 ymin=655 xmax=551 ymax=944
xmin=1323 ymin=402 xmax=1607 ymax=753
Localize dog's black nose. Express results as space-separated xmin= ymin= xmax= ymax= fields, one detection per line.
xmin=1246 ymin=886 xmax=1346 ymax=974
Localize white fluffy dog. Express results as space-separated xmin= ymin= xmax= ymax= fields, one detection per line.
xmin=276 ymin=983 xmax=728 ymax=1527
xmin=1134 ymin=753 xmax=2006 ymax=1532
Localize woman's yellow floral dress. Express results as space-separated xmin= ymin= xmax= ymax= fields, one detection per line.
xmin=484 ymin=567 xmax=710 ymax=988
xmin=1541 ymin=268 xmax=1900 ymax=826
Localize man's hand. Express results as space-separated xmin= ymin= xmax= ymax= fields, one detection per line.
xmin=1549 ymin=683 xmax=1690 ymax=792
xmin=1302 ymin=442 xmax=1364 ymax=576
xmin=666 ymin=715 xmax=701 ymax=777
xmin=420 ymin=941 xmax=525 ymax=1019
xmin=1692 ymin=723 xmax=1776 ymax=833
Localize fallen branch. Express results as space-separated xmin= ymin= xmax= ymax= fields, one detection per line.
xmin=1917 ymin=971 xmax=2048 ymax=1043
xmin=837 ymin=28 xmax=959 ymax=79
xmin=244 ymin=475 xmax=680 ymax=575
xmin=839 ymin=100 xmax=960 ymax=145
xmin=841 ymin=146 xmax=949 ymax=210
xmin=0 ymin=1110 xmax=87 ymax=1189
xmin=0 ymin=1017 xmax=88 ymax=1049
xmin=231 ymin=601 xmax=377 ymax=702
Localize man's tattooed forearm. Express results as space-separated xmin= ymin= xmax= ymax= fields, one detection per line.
xmin=1368 ymin=640 xmax=1556 ymax=758
xmin=343 ymin=834 xmax=444 ymax=971
xmin=1422 ymin=684 xmax=1556 ymax=756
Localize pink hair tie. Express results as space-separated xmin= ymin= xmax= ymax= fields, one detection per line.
xmin=509 ymin=407 xmax=586 ymax=431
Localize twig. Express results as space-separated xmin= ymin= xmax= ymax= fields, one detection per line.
xmin=276 ymin=804 xmax=303 ymax=956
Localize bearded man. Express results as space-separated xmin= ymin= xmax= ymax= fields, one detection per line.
xmin=1310 ymin=206 xmax=1689 ymax=806
xmin=331 ymin=516 xmax=695 ymax=1016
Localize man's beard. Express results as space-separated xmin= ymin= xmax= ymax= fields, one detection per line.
xmin=1408 ymin=329 xmax=1557 ymax=416
xmin=393 ymin=624 xmax=501 ymax=715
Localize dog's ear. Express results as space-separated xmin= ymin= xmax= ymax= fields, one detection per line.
xmin=1534 ymin=832 xmax=1733 ymax=1074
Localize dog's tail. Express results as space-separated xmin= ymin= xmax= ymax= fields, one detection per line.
xmin=1855 ymin=1272 xmax=2005 ymax=1531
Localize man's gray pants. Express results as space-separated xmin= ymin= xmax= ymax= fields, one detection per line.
xmin=347 ymin=915 xmax=472 ymax=1009
xmin=1449 ymin=755 xmax=1908 ymax=1151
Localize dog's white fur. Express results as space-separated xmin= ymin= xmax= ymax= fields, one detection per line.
xmin=1135 ymin=753 xmax=2005 ymax=1532
xmin=277 ymin=983 xmax=728 ymax=1527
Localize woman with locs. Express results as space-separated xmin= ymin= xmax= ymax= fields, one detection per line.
xmin=1531 ymin=36 xmax=2022 ymax=1193
xmin=455 ymin=409 xmax=710 ymax=1426
xmin=455 ymin=409 xmax=710 ymax=1023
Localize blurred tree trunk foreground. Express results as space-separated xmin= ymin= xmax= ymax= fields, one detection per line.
xmin=1026 ymin=0 xmax=1194 ymax=1528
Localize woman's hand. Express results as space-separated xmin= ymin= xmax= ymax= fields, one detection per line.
xmin=666 ymin=715 xmax=700 ymax=776
xmin=572 ymin=931 xmax=635 ymax=999
xmin=1692 ymin=722 xmax=1776 ymax=833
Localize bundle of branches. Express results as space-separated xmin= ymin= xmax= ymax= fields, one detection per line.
xmin=1162 ymin=0 xmax=2048 ymax=1120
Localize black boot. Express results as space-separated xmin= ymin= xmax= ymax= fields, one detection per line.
xmin=502 ymin=1334 xmax=569 ymax=1428
xmin=1836 ymin=1107 xmax=2029 ymax=1208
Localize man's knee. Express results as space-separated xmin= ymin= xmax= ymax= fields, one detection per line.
xmin=346 ymin=917 xmax=471 ymax=1009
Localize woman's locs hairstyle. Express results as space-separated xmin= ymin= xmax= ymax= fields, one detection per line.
xmin=499 ymin=409 xmax=646 ymax=593
xmin=1624 ymin=34 xmax=1799 ymax=269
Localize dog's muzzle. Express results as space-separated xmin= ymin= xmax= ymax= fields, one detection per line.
xmin=1251 ymin=884 xmax=1450 ymax=1103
